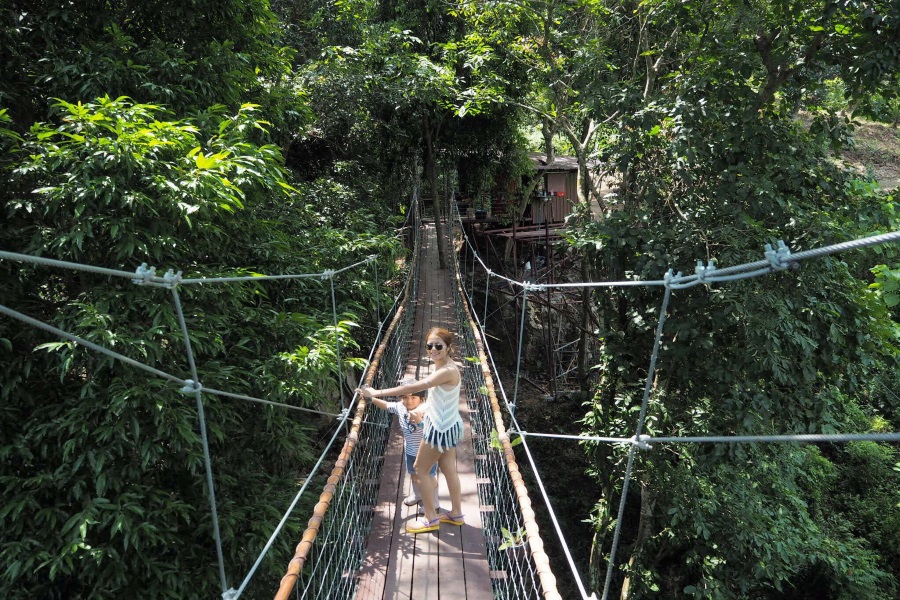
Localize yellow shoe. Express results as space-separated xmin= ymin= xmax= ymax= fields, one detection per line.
xmin=406 ymin=516 xmax=440 ymax=534
xmin=439 ymin=513 xmax=464 ymax=526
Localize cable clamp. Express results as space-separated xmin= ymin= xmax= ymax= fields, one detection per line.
xmin=663 ymin=269 xmax=682 ymax=289
xmin=764 ymin=240 xmax=792 ymax=270
xmin=180 ymin=379 xmax=203 ymax=394
xmin=321 ymin=269 xmax=336 ymax=280
xmin=221 ymin=589 xmax=238 ymax=600
xmin=162 ymin=268 xmax=183 ymax=289
xmin=631 ymin=434 xmax=653 ymax=450
xmin=694 ymin=259 xmax=716 ymax=283
xmin=132 ymin=263 xmax=157 ymax=285
xmin=337 ymin=407 xmax=351 ymax=421
xmin=523 ymin=283 xmax=545 ymax=292
xmin=367 ymin=254 xmax=378 ymax=263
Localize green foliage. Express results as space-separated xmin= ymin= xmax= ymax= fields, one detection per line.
xmin=0 ymin=0 xmax=306 ymax=140
xmin=2 ymin=0 xmax=899 ymax=597
xmin=652 ymin=445 xmax=894 ymax=599
xmin=489 ymin=428 xmax=523 ymax=452
xmin=871 ymin=264 xmax=900 ymax=308
xmin=498 ymin=526 xmax=527 ymax=550
xmin=566 ymin=1 xmax=900 ymax=592
xmin=10 ymin=97 xmax=287 ymax=263
xmin=859 ymin=91 xmax=900 ymax=126
xmin=0 ymin=97 xmax=402 ymax=598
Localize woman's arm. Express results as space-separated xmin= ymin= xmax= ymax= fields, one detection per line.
xmin=357 ymin=366 xmax=457 ymax=399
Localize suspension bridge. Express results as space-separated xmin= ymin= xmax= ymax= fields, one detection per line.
xmin=2 ymin=198 xmax=900 ymax=600
xmin=270 ymin=201 xmax=559 ymax=600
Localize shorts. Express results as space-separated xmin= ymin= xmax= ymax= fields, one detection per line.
xmin=406 ymin=453 xmax=438 ymax=477
xmin=423 ymin=421 xmax=463 ymax=452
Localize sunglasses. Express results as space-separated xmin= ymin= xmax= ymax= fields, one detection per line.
xmin=426 ymin=343 xmax=444 ymax=351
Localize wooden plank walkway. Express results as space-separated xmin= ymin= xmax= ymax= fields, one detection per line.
xmin=356 ymin=222 xmax=494 ymax=600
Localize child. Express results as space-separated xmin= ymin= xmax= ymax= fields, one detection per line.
xmin=367 ymin=378 xmax=439 ymax=508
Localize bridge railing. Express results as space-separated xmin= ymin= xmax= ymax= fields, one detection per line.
xmin=450 ymin=204 xmax=563 ymax=600
xmin=273 ymin=200 xmax=422 ymax=600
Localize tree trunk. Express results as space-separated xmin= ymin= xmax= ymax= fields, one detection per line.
xmin=589 ymin=474 xmax=616 ymax=594
xmin=504 ymin=117 xmax=555 ymax=261
xmin=576 ymin=254 xmax=592 ymax=391
xmin=423 ymin=115 xmax=448 ymax=270
xmin=619 ymin=474 xmax=656 ymax=599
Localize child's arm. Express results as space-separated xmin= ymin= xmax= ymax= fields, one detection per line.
xmin=369 ymin=397 xmax=389 ymax=411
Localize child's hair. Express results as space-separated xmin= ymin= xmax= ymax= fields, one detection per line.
xmin=426 ymin=327 xmax=454 ymax=348
xmin=398 ymin=377 xmax=423 ymax=399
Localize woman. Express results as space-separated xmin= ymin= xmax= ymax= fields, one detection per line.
xmin=357 ymin=327 xmax=464 ymax=533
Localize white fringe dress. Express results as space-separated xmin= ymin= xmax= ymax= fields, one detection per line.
xmin=422 ymin=378 xmax=463 ymax=452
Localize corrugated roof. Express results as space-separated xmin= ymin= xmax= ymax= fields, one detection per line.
xmin=529 ymin=152 xmax=579 ymax=171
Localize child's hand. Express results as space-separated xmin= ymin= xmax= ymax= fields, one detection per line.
xmin=357 ymin=386 xmax=374 ymax=398
xmin=409 ymin=405 xmax=425 ymax=423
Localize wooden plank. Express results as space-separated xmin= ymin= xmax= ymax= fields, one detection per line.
xmin=357 ymin=418 xmax=405 ymax=600
xmin=456 ymin=399 xmax=494 ymax=600
xmin=392 ymin=471 xmax=420 ymax=600
xmin=437 ymin=523 xmax=466 ymax=599
xmin=356 ymin=222 xmax=498 ymax=600
xmin=412 ymin=221 xmax=453 ymax=599
xmin=410 ymin=525 xmax=441 ymax=599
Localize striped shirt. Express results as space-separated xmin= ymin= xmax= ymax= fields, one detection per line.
xmin=387 ymin=402 xmax=425 ymax=456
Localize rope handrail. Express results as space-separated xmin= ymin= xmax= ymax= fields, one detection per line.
xmin=0 ymin=303 xmax=346 ymax=419
xmin=272 ymin=200 xmax=423 ymax=600
xmin=452 ymin=213 xmax=900 ymax=290
xmin=509 ymin=430 xmax=900 ymax=445
xmin=0 ymin=249 xmax=376 ymax=287
xmin=453 ymin=202 xmax=900 ymax=599
xmin=272 ymin=305 xmax=405 ymax=600
xmin=453 ymin=250 xmax=563 ymax=600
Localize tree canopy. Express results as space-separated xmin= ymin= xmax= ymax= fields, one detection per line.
xmin=1 ymin=0 xmax=898 ymax=598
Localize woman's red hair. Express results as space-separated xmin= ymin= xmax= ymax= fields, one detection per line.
xmin=426 ymin=326 xmax=454 ymax=347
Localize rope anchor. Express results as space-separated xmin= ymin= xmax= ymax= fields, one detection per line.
xmin=764 ymin=240 xmax=793 ymax=270
xmin=694 ymin=259 xmax=717 ymax=283
xmin=631 ymin=434 xmax=653 ymax=450
xmin=132 ymin=263 xmax=157 ymax=285
xmin=180 ymin=379 xmax=203 ymax=394
xmin=663 ymin=269 xmax=683 ymax=289
xmin=162 ymin=268 xmax=183 ymax=289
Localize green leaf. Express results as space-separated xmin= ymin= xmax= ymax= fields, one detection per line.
xmin=194 ymin=153 xmax=216 ymax=169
